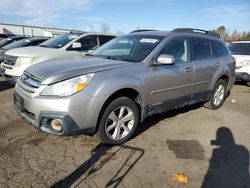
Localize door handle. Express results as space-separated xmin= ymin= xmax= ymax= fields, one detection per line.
xmin=184 ymin=67 xmax=193 ymax=73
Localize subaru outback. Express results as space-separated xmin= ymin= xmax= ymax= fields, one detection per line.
xmin=14 ymin=28 xmax=236 ymax=145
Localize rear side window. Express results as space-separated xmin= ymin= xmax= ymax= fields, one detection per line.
xmin=99 ymin=35 xmax=115 ymax=45
xmin=213 ymin=41 xmax=229 ymax=57
xmin=26 ymin=39 xmax=47 ymax=46
xmin=228 ymin=43 xmax=250 ymax=55
xmin=192 ymin=38 xmax=212 ymax=60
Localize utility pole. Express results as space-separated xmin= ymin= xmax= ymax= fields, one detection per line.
xmin=90 ymin=25 xmax=94 ymax=32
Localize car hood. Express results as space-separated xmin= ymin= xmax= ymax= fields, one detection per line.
xmin=5 ymin=46 xmax=58 ymax=57
xmin=25 ymin=57 xmax=133 ymax=84
xmin=232 ymin=55 xmax=250 ymax=64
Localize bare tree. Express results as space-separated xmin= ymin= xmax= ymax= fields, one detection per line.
xmin=116 ymin=31 xmax=124 ymax=35
xmin=100 ymin=23 xmax=110 ymax=33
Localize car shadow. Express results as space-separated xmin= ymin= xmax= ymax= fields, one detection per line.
xmin=202 ymin=127 xmax=250 ymax=188
xmin=0 ymin=80 xmax=14 ymax=92
xmin=52 ymin=144 xmax=144 ymax=188
xmin=133 ymin=102 xmax=204 ymax=139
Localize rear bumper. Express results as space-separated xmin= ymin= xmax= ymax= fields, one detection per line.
xmin=236 ymin=72 xmax=250 ymax=82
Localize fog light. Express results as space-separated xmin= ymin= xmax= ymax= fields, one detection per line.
xmin=51 ymin=119 xmax=63 ymax=132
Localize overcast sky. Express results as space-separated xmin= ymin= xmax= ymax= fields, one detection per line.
xmin=0 ymin=0 xmax=249 ymax=33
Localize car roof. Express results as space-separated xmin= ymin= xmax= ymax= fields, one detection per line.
xmin=25 ymin=37 xmax=50 ymax=41
xmin=78 ymin=32 xmax=117 ymax=37
xmin=231 ymin=41 xmax=250 ymax=44
xmin=8 ymin=36 xmax=26 ymax=40
xmin=128 ymin=30 xmax=170 ymax=37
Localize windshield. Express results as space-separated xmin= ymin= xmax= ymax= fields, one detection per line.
xmin=93 ymin=35 xmax=164 ymax=62
xmin=0 ymin=38 xmax=12 ymax=48
xmin=2 ymin=39 xmax=31 ymax=50
xmin=39 ymin=33 xmax=80 ymax=49
xmin=228 ymin=43 xmax=250 ymax=55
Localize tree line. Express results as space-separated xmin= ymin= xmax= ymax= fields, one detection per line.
xmin=215 ymin=26 xmax=250 ymax=42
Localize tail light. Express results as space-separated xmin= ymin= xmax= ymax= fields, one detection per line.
xmin=232 ymin=57 xmax=236 ymax=65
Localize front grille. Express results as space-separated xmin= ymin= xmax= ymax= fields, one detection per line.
xmin=21 ymin=72 xmax=42 ymax=88
xmin=18 ymin=72 xmax=42 ymax=95
xmin=3 ymin=55 xmax=18 ymax=66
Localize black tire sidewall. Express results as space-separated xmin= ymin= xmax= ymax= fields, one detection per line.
xmin=209 ymin=79 xmax=227 ymax=109
xmin=96 ymin=97 xmax=139 ymax=145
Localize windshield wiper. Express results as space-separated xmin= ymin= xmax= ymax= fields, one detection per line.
xmin=99 ymin=55 xmax=130 ymax=62
xmin=39 ymin=44 xmax=48 ymax=48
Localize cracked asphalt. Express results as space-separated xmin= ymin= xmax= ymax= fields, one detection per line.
xmin=0 ymin=77 xmax=250 ymax=188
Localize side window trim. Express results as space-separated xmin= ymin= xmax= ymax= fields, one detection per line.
xmin=154 ymin=36 xmax=191 ymax=63
xmin=210 ymin=40 xmax=218 ymax=58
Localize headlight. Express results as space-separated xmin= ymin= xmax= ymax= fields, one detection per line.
xmin=16 ymin=57 xmax=35 ymax=66
xmin=238 ymin=60 xmax=250 ymax=67
xmin=41 ymin=73 xmax=94 ymax=97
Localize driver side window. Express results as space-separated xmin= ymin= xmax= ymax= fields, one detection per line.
xmin=159 ymin=37 xmax=189 ymax=63
xmin=73 ymin=35 xmax=98 ymax=51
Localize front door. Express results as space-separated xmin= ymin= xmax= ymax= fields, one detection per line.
xmin=148 ymin=37 xmax=194 ymax=113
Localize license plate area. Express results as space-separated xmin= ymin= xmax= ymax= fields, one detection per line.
xmin=14 ymin=93 xmax=24 ymax=112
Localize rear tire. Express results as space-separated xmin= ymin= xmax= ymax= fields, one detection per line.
xmin=96 ymin=97 xmax=139 ymax=145
xmin=246 ymin=82 xmax=250 ymax=87
xmin=204 ymin=79 xmax=227 ymax=110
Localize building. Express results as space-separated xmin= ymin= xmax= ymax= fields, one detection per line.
xmin=0 ymin=23 xmax=78 ymax=38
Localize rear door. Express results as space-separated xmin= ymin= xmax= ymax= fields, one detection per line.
xmin=148 ymin=37 xmax=194 ymax=112
xmin=191 ymin=37 xmax=220 ymax=99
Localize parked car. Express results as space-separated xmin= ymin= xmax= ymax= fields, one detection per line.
xmin=0 ymin=37 xmax=49 ymax=63
xmin=14 ymin=28 xmax=235 ymax=144
xmin=228 ymin=41 xmax=250 ymax=86
xmin=0 ymin=33 xmax=15 ymax=40
xmin=0 ymin=32 xmax=116 ymax=83
xmin=0 ymin=36 xmax=26 ymax=48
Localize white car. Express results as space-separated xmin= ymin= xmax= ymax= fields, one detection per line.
xmin=0 ymin=32 xmax=116 ymax=83
xmin=229 ymin=41 xmax=250 ymax=86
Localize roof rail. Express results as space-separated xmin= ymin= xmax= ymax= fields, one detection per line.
xmin=172 ymin=28 xmax=220 ymax=38
xmin=130 ymin=29 xmax=158 ymax=33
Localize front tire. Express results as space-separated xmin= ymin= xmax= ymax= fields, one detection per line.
xmin=204 ymin=79 xmax=227 ymax=110
xmin=96 ymin=97 xmax=139 ymax=145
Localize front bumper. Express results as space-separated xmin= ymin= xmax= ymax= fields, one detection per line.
xmin=0 ymin=66 xmax=4 ymax=77
xmin=1 ymin=62 xmax=28 ymax=83
xmin=14 ymin=80 xmax=107 ymax=136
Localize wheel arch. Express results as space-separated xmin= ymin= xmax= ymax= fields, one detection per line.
xmin=95 ymin=88 xmax=144 ymax=133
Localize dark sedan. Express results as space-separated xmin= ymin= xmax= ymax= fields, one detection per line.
xmin=0 ymin=37 xmax=49 ymax=63
xmin=0 ymin=36 xmax=26 ymax=49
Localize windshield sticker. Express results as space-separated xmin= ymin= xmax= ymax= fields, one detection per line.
xmin=140 ymin=38 xmax=159 ymax=43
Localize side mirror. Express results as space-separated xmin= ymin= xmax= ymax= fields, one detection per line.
xmin=156 ymin=54 xmax=175 ymax=65
xmin=72 ymin=42 xmax=82 ymax=49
